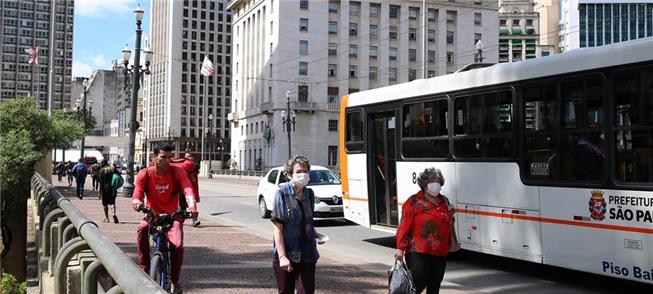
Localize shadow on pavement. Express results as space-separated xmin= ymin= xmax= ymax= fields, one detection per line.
xmin=210 ymin=211 xmax=232 ymax=216
xmin=313 ymin=219 xmax=355 ymax=227
xmin=362 ymin=236 xmax=396 ymax=249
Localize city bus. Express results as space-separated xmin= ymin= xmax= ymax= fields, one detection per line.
xmin=338 ymin=38 xmax=653 ymax=283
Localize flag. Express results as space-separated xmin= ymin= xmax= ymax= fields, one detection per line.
xmin=200 ymin=55 xmax=214 ymax=76
xmin=25 ymin=46 xmax=39 ymax=65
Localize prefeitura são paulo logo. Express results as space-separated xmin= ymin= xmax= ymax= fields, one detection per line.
xmin=589 ymin=190 xmax=607 ymax=220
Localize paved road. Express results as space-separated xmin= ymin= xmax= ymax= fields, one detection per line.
xmin=198 ymin=177 xmax=651 ymax=294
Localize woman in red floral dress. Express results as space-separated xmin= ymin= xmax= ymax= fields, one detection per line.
xmin=394 ymin=168 xmax=455 ymax=294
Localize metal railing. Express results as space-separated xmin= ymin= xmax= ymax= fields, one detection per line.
xmin=209 ymin=169 xmax=267 ymax=178
xmin=32 ymin=172 xmax=165 ymax=294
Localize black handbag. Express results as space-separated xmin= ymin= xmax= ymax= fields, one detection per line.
xmin=388 ymin=260 xmax=416 ymax=294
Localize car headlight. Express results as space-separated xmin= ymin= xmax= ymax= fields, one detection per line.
xmin=315 ymin=196 xmax=321 ymax=204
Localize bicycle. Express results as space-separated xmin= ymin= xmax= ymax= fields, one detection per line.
xmin=140 ymin=206 xmax=190 ymax=291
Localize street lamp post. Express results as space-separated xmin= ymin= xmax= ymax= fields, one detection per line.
xmin=76 ymin=79 xmax=93 ymax=160
xmin=121 ymin=4 xmax=153 ymax=197
xmin=219 ymin=138 xmax=224 ymax=170
xmin=281 ymin=90 xmax=296 ymax=159
xmin=207 ymin=113 xmax=213 ymax=178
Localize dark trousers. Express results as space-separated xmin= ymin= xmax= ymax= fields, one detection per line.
xmin=272 ymin=256 xmax=316 ymax=294
xmin=75 ymin=177 xmax=86 ymax=198
xmin=92 ymin=176 xmax=99 ymax=190
xmin=405 ymin=252 xmax=447 ymax=294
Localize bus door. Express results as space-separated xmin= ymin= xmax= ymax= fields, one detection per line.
xmin=368 ymin=111 xmax=399 ymax=227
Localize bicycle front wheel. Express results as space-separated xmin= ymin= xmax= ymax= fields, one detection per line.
xmin=149 ymin=253 xmax=170 ymax=290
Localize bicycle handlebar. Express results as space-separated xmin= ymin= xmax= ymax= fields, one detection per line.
xmin=139 ymin=206 xmax=192 ymax=220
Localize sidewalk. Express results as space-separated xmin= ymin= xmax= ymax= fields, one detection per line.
xmin=52 ymin=176 xmax=389 ymax=293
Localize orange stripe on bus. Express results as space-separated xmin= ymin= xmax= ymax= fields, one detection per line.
xmin=339 ymin=95 xmax=350 ymax=200
xmin=458 ymin=209 xmax=653 ymax=235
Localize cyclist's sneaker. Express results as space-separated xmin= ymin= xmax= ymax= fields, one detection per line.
xmin=192 ymin=220 xmax=201 ymax=227
xmin=113 ymin=215 xmax=119 ymax=224
xmin=171 ymin=286 xmax=183 ymax=294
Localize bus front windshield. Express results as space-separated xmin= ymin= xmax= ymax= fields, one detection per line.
xmin=308 ymin=170 xmax=342 ymax=185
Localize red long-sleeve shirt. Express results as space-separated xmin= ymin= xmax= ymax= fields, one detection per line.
xmin=396 ymin=191 xmax=455 ymax=256
xmin=132 ymin=165 xmax=196 ymax=215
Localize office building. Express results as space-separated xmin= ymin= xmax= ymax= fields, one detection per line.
xmin=499 ymin=0 xmax=542 ymax=62
xmin=1 ymin=0 xmax=74 ymax=111
xmin=228 ymin=0 xmax=499 ymax=169
xmin=534 ymin=0 xmax=560 ymax=54
xmin=560 ymin=0 xmax=653 ymax=51
xmin=145 ymin=0 xmax=232 ymax=164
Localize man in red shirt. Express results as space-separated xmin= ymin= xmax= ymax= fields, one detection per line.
xmin=131 ymin=143 xmax=197 ymax=293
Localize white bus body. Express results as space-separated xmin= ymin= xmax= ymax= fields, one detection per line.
xmin=338 ymin=38 xmax=653 ymax=284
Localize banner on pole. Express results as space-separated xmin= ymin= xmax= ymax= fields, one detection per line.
xmin=200 ymin=55 xmax=214 ymax=76
xmin=25 ymin=46 xmax=39 ymax=65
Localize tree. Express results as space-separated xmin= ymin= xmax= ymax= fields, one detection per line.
xmin=0 ymin=97 xmax=88 ymax=281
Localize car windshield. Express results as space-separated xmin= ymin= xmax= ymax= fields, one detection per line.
xmin=308 ymin=170 xmax=341 ymax=185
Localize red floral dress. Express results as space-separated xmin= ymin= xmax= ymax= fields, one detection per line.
xmin=396 ymin=191 xmax=455 ymax=256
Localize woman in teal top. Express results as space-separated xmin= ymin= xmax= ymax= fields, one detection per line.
xmin=271 ymin=155 xmax=324 ymax=294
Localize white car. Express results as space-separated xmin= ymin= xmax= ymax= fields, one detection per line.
xmin=257 ymin=165 xmax=344 ymax=220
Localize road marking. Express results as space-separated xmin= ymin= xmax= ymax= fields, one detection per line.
xmin=241 ymin=202 xmax=255 ymax=205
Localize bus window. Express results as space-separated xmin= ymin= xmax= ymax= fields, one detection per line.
xmin=346 ymin=110 xmax=364 ymax=152
xmin=401 ymin=99 xmax=448 ymax=158
xmin=453 ymin=90 xmax=513 ymax=158
xmin=614 ymin=69 xmax=653 ymax=184
xmin=522 ymin=78 xmax=605 ymax=182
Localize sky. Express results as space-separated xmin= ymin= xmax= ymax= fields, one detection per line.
xmin=72 ymin=0 xmax=151 ymax=78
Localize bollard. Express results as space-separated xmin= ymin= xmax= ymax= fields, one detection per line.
xmin=57 ymin=217 xmax=71 ymax=250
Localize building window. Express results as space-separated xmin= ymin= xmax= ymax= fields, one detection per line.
xmin=299 ymin=62 xmax=308 ymax=75
xmin=349 ymin=44 xmax=358 ymax=57
xmin=328 ymin=43 xmax=337 ymax=56
xmin=369 ymin=66 xmax=378 ymax=80
xmin=428 ymin=30 xmax=436 ymax=42
xmin=409 ymin=28 xmax=417 ymax=40
xmin=328 ymin=87 xmax=339 ymax=103
xmin=329 ymin=21 xmax=337 ymax=34
xmin=389 ymin=68 xmax=397 ymax=81
xmin=328 ymin=120 xmax=338 ymax=131
xmin=369 ymin=46 xmax=378 ymax=59
xmin=389 ymin=47 xmax=397 ymax=60
xmin=475 ymin=0 xmax=481 ymax=4
xmin=389 ymin=26 xmax=398 ymax=39
xmin=349 ymin=23 xmax=358 ymax=36
xmin=300 ymin=0 xmax=308 ymax=9
xmin=350 ymin=1 xmax=360 ymax=15
xmin=474 ymin=13 xmax=482 ymax=25
xmin=446 ymin=10 xmax=456 ymax=24
xmin=349 ymin=65 xmax=357 ymax=78
xmin=299 ymin=40 xmax=308 ymax=55
xmin=428 ymin=50 xmax=436 ymax=63
xmin=428 ymin=9 xmax=437 ymax=21
xmin=298 ymin=85 xmax=308 ymax=102
xmin=447 ymin=31 xmax=454 ymax=44
xmin=409 ymin=69 xmax=417 ymax=81
xmin=370 ymin=24 xmax=378 ymax=39
xmin=299 ymin=18 xmax=308 ymax=31
xmin=329 ymin=0 xmax=338 ymax=13
xmin=526 ymin=19 xmax=533 ymax=26
xmin=513 ymin=19 xmax=520 ymax=26
xmin=328 ymin=145 xmax=338 ymax=166
xmin=389 ymin=5 xmax=399 ymax=18
xmin=409 ymin=49 xmax=417 ymax=61
xmin=328 ymin=64 xmax=337 ymax=77
xmin=409 ymin=7 xmax=419 ymax=19
xmin=370 ymin=3 xmax=380 ymax=17
xmin=428 ymin=70 xmax=436 ymax=78
xmin=500 ymin=19 xmax=507 ymax=26
xmin=447 ymin=51 xmax=454 ymax=64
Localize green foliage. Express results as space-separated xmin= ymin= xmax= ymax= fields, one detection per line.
xmin=0 ymin=97 xmax=87 ymax=215
xmin=0 ymin=273 xmax=27 ymax=294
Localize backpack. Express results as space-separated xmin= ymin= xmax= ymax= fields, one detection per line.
xmin=111 ymin=173 xmax=124 ymax=190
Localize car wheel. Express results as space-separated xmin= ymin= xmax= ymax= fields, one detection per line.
xmin=259 ymin=197 xmax=271 ymax=219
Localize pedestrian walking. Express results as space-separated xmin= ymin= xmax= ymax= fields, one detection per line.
xmin=65 ymin=160 xmax=74 ymax=187
xmin=98 ymin=160 xmax=118 ymax=223
xmin=90 ymin=162 xmax=100 ymax=191
xmin=56 ymin=161 xmax=65 ymax=183
xmin=394 ymin=168 xmax=457 ymax=294
xmin=271 ymin=155 xmax=325 ymax=294
xmin=71 ymin=158 xmax=88 ymax=199
xmin=179 ymin=152 xmax=201 ymax=227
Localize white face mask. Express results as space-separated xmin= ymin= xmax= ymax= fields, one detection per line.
xmin=291 ymin=172 xmax=310 ymax=188
xmin=427 ymin=182 xmax=442 ymax=196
